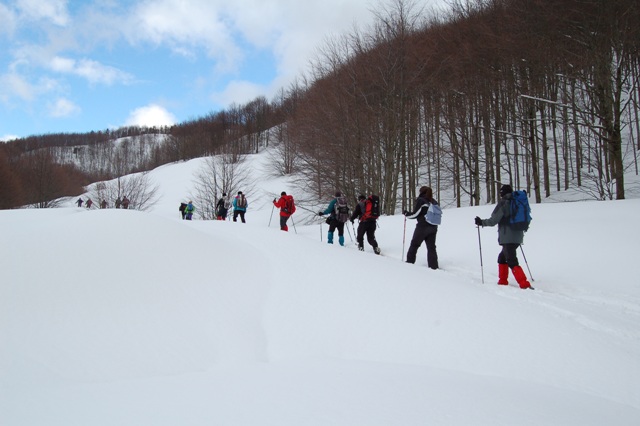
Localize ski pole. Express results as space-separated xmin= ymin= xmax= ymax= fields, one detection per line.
xmin=268 ymin=204 xmax=275 ymax=227
xmin=520 ymin=245 xmax=534 ymax=282
xmin=402 ymin=216 xmax=407 ymax=261
xmin=290 ymin=215 xmax=297 ymax=234
xmin=345 ymin=222 xmax=354 ymax=242
xmin=320 ymin=222 xmax=323 ymax=242
xmin=477 ymin=225 xmax=484 ymax=284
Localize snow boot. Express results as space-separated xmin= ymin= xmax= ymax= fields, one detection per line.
xmin=358 ymin=245 xmax=364 ymax=251
xmin=512 ymin=265 xmax=532 ymax=289
xmin=339 ymin=235 xmax=345 ymax=246
xmin=327 ymin=231 xmax=334 ymax=244
xmin=374 ymin=246 xmax=381 ymax=255
xmin=498 ymin=263 xmax=509 ymax=285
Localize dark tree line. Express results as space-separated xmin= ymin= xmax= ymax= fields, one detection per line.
xmin=287 ymin=0 xmax=640 ymax=211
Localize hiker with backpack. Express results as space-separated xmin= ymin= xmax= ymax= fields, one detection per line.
xmin=216 ymin=193 xmax=230 ymax=220
xmin=350 ymin=194 xmax=382 ymax=254
xmin=184 ymin=200 xmax=195 ymax=220
xmin=474 ymin=184 xmax=532 ymax=289
xmin=273 ymin=191 xmax=296 ymax=231
xmin=403 ymin=186 xmax=440 ymax=269
xmin=179 ymin=202 xmax=187 ymax=219
xmin=233 ymin=191 xmax=248 ymax=223
xmin=318 ymin=191 xmax=350 ymax=246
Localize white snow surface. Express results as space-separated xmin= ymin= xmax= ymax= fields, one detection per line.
xmin=1 ymin=151 xmax=639 ymax=425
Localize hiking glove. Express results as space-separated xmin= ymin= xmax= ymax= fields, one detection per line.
xmin=403 ymin=210 xmax=409 ymax=216
xmin=318 ymin=211 xmax=323 ymax=216
xmin=474 ymin=216 xmax=483 ymax=226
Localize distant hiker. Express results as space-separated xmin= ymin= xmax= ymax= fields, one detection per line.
xmin=233 ymin=191 xmax=248 ymax=223
xmin=273 ymin=191 xmax=296 ymax=231
xmin=475 ymin=184 xmax=532 ymax=289
xmin=101 ymin=199 xmax=107 ymax=209
xmin=115 ymin=197 xmax=122 ymax=209
xmin=403 ymin=186 xmax=439 ymax=269
xmin=216 ymin=193 xmax=229 ymax=220
xmin=318 ymin=191 xmax=349 ymax=246
xmin=85 ymin=198 xmax=93 ymax=209
xmin=350 ymin=194 xmax=381 ymax=254
xmin=179 ymin=202 xmax=187 ymax=219
xmin=76 ymin=198 xmax=83 ymax=207
xmin=185 ymin=200 xmax=195 ymax=220
xmin=121 ymin=196 xmax=130 ymax=209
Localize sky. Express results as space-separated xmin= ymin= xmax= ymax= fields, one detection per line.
xmin=1 ymin=147 xmax=639 ymax=425
xmin=0 ymin=0 xmax=446 ymax=141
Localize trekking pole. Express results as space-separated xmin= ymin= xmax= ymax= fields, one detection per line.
xmin=402 ymin=216 xmax=407 ymax=261
xmin=477 ymin=225 xmax=485 ymax=284
xmin=520 ymin=246 xmax=535 ymax=282
xmin=290 ymin=215 xmax=298 ymax=234
xmin=320 ymin=221 xmax=323 ymax=242
xmin=346 ymin=222 xmax=354 ymax=242
xmin=268 ymin=204 xmax=275 ymax=227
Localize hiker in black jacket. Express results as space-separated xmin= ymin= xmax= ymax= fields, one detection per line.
xmin=404 ymin=186 xmax=439 ymax=269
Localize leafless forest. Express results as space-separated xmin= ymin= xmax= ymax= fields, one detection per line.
xmin=2 ymin=0 xmax=639 ymax=211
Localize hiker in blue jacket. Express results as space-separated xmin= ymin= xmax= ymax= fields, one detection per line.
xmin=233 ymin=191 xmax=248 ymax=223
xmin=404 ymin=186 xmax=439 ymax=269
xmin=475 ymin=184 xmax=532 ymax=289
xmin=318 ymin=191 xmax=346 ymax=246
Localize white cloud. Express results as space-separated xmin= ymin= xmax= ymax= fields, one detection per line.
xmin=48 ymin=97 xmax=80 ymax=118
xmin=125 ymin=104 xmax=176 ymax=128
xmin=211 ymin=80 xmax=267 ymax=108
xmin=0 ymin=3 xmax=17 ymax=36
xmin=1 ymin=134 xmax=19 ymax=142
xmin=16 ymin=0 xmax=70 ymax=26
xmin=49 ymin=56 xmax=134 ymax=85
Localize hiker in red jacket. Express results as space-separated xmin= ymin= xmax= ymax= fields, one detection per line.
xmin=273 ymin=191 xmax=296 ymax=231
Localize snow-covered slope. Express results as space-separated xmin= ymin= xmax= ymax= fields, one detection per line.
xmin=1 ymin=152 xmax=639 ymax=426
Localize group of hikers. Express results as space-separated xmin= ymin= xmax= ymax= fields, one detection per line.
xmin=179 ymin=191 xmax=248 ymax=222
xmin=77 ymin=196 xmax=129 ymax=210
xmin=178 ymin=183 xmax=533 ymax=290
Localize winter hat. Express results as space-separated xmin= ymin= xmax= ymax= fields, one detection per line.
xmin=222 ymin=192 xmax=227 ymax=197
xmin=335 ymin=191 xmax=342 ymax=197
xmin=281 ymin=191 xmax=287 ymax=196
xmin=358 ymin=194 xmax=366 ymax=200
xmin=238 ymin=191 xmax=243 ymax=195
xmin=419 ymin=186 xmax=433 ymax=199
xmin=499 ymin=184 xmax=513 ymax=197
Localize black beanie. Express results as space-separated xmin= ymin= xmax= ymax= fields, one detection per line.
xmin=499 ymin=185 xmax=513 ymax=197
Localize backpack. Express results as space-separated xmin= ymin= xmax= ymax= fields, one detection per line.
xmin=334 ymin=196 xmax=350 ymax=223
xmin=362 ymin=195 xmax=380 ymax=221
xmin=284 ymin=195 xmax=296 ymax=214
xmin=509 ymin=190 xmax=532 ymax=231
xmin=236 ymin=195 xmax=247 ymax=208
xmin=426 ymin=202 xmax=442 ymax=225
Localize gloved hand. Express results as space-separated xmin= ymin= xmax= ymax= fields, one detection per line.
xmin=318 ymin=211 xmax=324 ymax=216
xmin=350 ymin=218 xmax=354 ymax=224
xmin=474 ymin=216 xmax=483 ymax=226
xmin=273 ymin=198 xmax=276 ymax=203
xmin=403 ymin=210 xmax=409 ymax=216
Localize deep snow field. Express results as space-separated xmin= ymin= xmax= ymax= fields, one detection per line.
xmin=1 ymin=150 xmax=639 ymax=425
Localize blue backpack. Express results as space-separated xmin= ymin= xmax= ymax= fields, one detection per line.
xmin=426 ymin=203 xmax=442 ymax=225
xmin=509 ymin=190 xmax=532 ymax=231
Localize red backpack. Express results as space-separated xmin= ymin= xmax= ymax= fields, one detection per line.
xmin=284 ymin=195 xmax=296 ymax=214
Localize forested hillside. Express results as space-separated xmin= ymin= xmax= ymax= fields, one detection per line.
xmin=1 ymin=0 xmax=639 ymax=210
